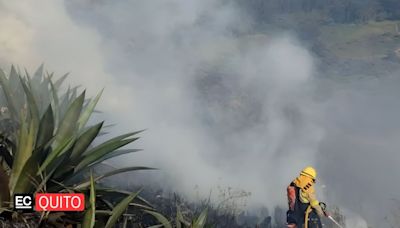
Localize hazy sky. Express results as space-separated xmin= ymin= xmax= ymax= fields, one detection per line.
xmin=0 ymin=1 xmax=399 ymax=227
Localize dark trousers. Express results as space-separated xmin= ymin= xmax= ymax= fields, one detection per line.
xmin=306 ymin=211 xmax=322 ymax=228
xmin=287 ymin=210 xmax=322 ymax=228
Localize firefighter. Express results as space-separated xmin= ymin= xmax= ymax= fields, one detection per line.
xmin=286 ymin=166 xmax=329 ymax=228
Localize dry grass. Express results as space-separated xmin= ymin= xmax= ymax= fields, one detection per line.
xmin=319 ymin=20 xmax=400 ymax=59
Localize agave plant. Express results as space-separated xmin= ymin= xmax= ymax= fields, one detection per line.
xmin=0 ymin=65 xmax=153 ymax=226
xmin=145 ymin=206 xmax=209 ymax=228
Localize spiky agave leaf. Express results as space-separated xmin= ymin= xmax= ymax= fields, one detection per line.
xmin=70 ymin=122 xmax=103 ymax=161
xmin=10 ymin=66 xmax=26 ymax=117
xmin=50 ymin=122 xmax=103 ymax=180
xmin=76 ymin=137 xmax=138 ymax=171
xmin=58 ymin=86 xmax=71 ymax=124
xmin=36 ymin=105 xmax=54 ymax=150
xmin=29 ymin=67 xmax=53 ymax=117
xmin=12 ymin=146 xmax=42 ymax=194
xmin=73 ymin=166 xmax=156 ymax=190
xmin=20 ymin=76 xmax=40 ymax=132
xmin=78 ymin=89 xmax=103 ymax=131
xmin=54 ymin=73 xmax=68 ymax=90
xmin=0 ymin=69 xmax=18 ymax=119
xmin=89 ymin=149 xmax=142 ymax=167
xmin=54 ymin=91 xmax=85 ymax=147
xmin=192 ymin=208 xmax=208 ymax=228
xmin=32 ymin=64 xmax=44 ymax=82
xmin=48 ymin=80 xmax=60 ymax=129
xmin=93 ymin=188 xmax=153 ymax=209
xmin=74 ymin=131 xmax=143 ymax=172
xmin=82 ymin=173 xmax=96 ymax=228
xmin=144 ymin=210 xmax=172 ymax=228
xmin=104 ymin=190 xmax=141 ymax=228
xmin=37 ymin=136 xmax=75 ymax=175
xmin=9 ymin=118 xmax=35 ymax=195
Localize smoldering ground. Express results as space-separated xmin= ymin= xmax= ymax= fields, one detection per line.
xmin=0 ymin=1 xmax=400 ymax=227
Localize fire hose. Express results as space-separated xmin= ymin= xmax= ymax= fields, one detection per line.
xmin=319 ymin=202 xmax=344 ymax=228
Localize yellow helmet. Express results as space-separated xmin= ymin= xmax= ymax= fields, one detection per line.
xmin=300 ymin=166 xmax=317 ymax=179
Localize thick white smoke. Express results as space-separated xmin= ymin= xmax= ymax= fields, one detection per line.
xmin=317 ymin=75 xmax=400 ymax=227
xmin=0 ymin=0 xmax=321 ymax=208
xmin=1 ymin=1 xmax=399 ymax=227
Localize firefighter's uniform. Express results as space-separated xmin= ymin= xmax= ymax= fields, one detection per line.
xmin=286 ymin=167 xmax=324 ymax=228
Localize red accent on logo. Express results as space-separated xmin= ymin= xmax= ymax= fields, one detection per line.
xmin=35 ymin=193 xmax=85 ymax=211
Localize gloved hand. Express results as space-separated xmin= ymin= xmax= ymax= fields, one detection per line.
xmin=319 ymin=202 xmax=330 ymax=217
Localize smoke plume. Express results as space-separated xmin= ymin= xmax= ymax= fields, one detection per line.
xmin=0 ymin=1 xmax=399 ymax=227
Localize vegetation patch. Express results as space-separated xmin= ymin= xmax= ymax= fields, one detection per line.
xmin=319 ymin=20 xmax=400 ymax=59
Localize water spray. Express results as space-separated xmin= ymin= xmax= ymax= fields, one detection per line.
xmin=320 ymin=202 xmax=344 ymax=228
xmin=327 ymin=215 xmax=344 ymax=228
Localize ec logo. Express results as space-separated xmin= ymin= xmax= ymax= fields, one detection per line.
xmin=14 ymin=194 xmax=33 ymax=210
xmin=14 ymin=193 xmax=85 ymax=211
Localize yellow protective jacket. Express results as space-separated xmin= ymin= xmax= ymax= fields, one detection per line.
xmin=293 ymin=175 xmax=324 ymax=217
